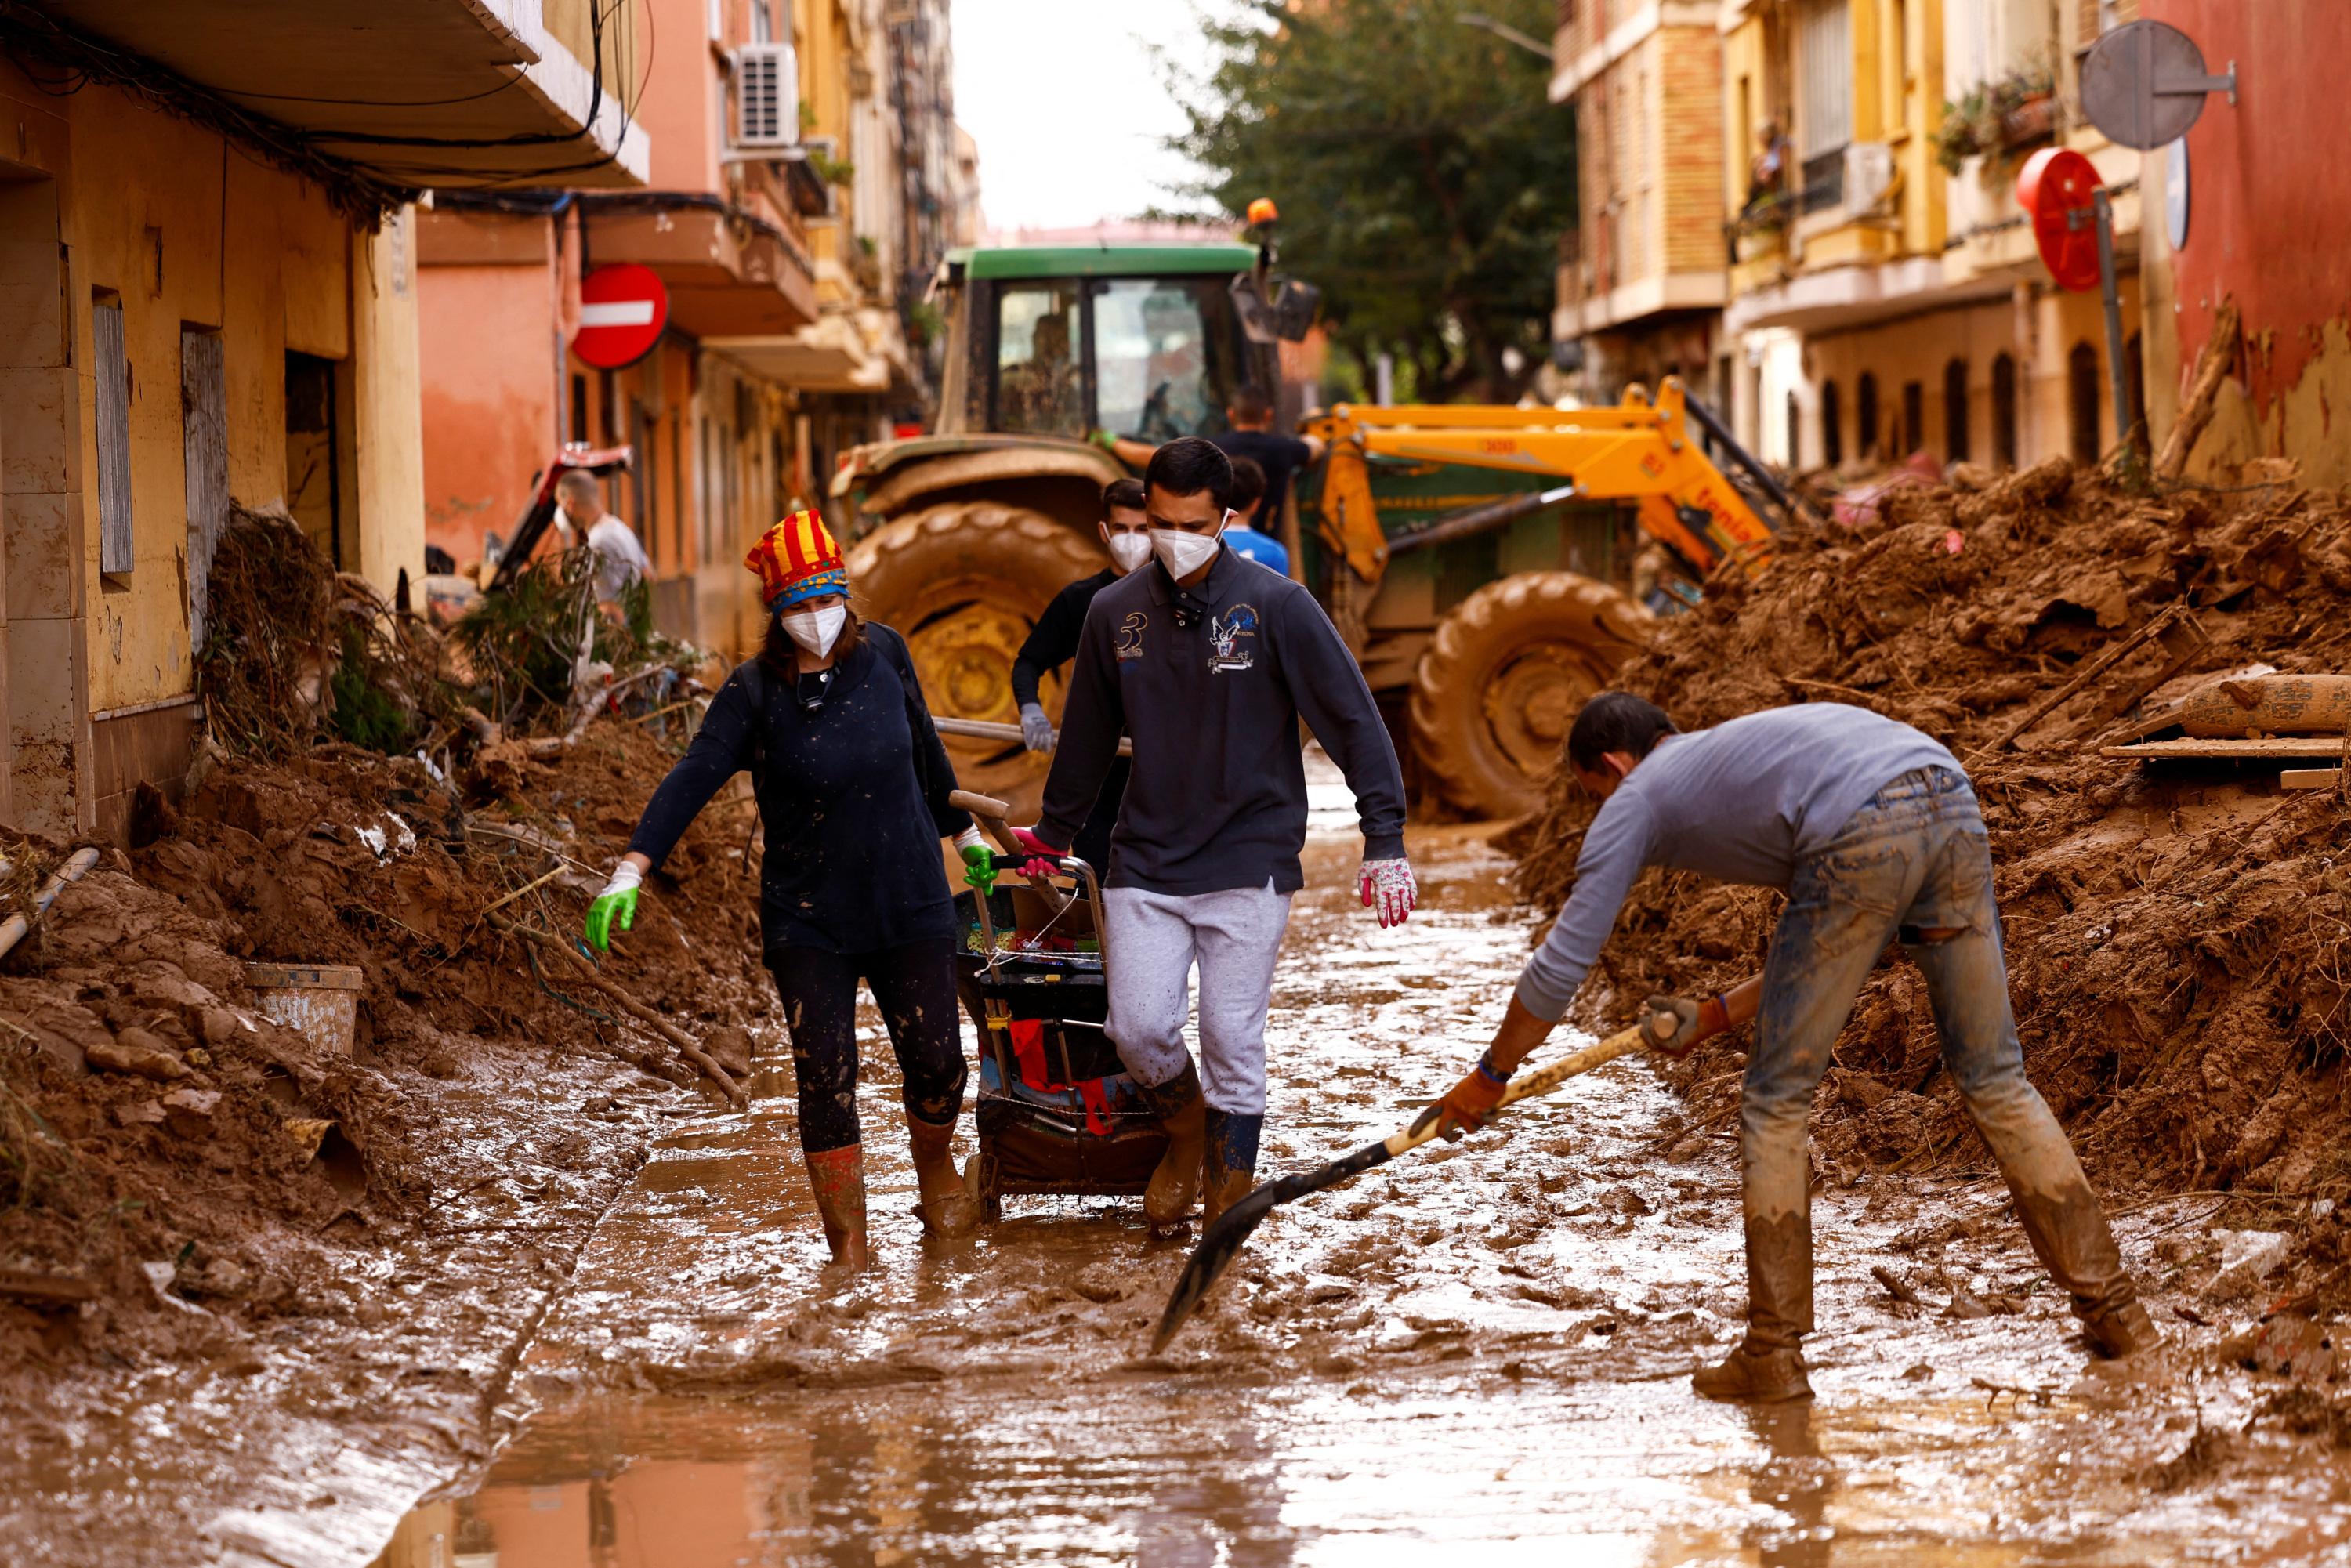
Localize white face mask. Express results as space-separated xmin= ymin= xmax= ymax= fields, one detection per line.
xmin=781 ymin=603 xmax=848 ymax=656
xmin=1151 ymin=509 xmax=1230 ymax=580
xmin=1105 ymin=531 xmax=1151 ymax=574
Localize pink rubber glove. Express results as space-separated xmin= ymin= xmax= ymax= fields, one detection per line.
xmin=1009 ymin=826 xmax=1064 ymax=881
xmin=1359 ymin=856 xmax=1416 ymax=928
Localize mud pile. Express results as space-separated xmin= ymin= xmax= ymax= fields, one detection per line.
xmin=0 ymin=716 xmax=770 ymax=1375
xmin=1508 ymin=458 xmax=2351 ymax=1195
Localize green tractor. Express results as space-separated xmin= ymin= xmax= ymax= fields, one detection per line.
xmin=835 ymin=239 xmax=1777 ymax=819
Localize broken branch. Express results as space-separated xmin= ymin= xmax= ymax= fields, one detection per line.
xmin=487 ymin=915 xmax=747 ymax=1105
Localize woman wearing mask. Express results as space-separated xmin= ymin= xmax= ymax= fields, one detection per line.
xmin=583 ymin=509 xmax=984 ymax=1273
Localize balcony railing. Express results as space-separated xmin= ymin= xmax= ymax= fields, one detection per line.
xmin=1798 ymin=150 xmax=1845 ymax=215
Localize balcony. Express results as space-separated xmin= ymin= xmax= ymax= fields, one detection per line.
xmin=21 ymin=0 xmax=648 ymax=188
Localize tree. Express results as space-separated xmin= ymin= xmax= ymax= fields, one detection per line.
xmin=1168 ymin=0 xmax=1574 ymax=403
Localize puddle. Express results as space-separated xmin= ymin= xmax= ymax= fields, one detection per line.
xmin=370 ymin=807 xmax=2351 ymax=1566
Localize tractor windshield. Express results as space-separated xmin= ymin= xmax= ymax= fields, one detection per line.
xmin=987 ymin=275 xmax=1245 ymax=442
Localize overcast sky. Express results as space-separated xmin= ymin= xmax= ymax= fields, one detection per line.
xmin=951 ymin=0 xmax=1226 ymax=235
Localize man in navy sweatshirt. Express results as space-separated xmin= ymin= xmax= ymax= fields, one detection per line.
xmin=1430 ymin=693 xmax=2157 ymax=1401
xmin=1009 ymin=438 xmax=1414 ymax=1231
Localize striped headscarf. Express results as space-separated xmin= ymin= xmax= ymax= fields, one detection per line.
xmin=745 ymin=509 xmax=848 ymax=607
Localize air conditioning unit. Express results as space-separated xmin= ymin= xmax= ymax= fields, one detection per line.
xmin=730 ymin=42 xmax=799 ymax=151
xmin=1843 ymin=142 xmax=1896 ymax=218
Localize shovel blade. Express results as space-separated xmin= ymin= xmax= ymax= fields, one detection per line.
xmin=1149 ymin=1180 xmax=1291 ymax=1353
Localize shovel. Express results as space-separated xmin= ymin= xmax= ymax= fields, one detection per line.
xmin=1151 ymin=1007 xmax=1683 ymax=1353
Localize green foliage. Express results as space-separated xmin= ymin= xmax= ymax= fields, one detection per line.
xmin=328 ymin=620 xmax=417 ymax=753
xmin=451 ymin=549 xmax=679 ymax=730
xmin=1935 ymin=60 xmax=2058 ymax=176
xmin=808 ymin=147 xmax=857 ymax=186
xmin=1167 ymin=0 xmax=1574 ymax=402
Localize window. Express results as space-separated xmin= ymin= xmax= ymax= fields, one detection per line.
xmin=183 ymin=327 xmax=226 ymax=645
xmin=1857 ymin=371 xmax=1879 ymax=458
xmin=994 ymin=283 xmax=1085 ymax=436
xmin=1097 ymin=277 xmax=1239 ymax=443
xmin=1901 ymin=381 xmax=1923 ymax=458
xmin=1795 ymin=0 xmax=1852 ymax=213
xmin=570 ymin=375 xmax=589 ymax=444
xmin=2069 ymin=342 xmax=2100 ymax=462
xmin=1991 ymin=353 xmax=2018 ymax=468
xmin=93 ymin=293 xmax=132 ymax=576
xmin=1821 ymin=378 xmax=1843 ymax=467
xmin=1943 ymin=359 xmax=1969 ymax=462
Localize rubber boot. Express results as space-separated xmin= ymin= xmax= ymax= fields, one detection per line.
xmin=1137 ymin=1060 xmax=1208 ymax=1229
xmin=1201 ymin=1108 xmax=1263 ymax=1229
xmin=907 ymin=1115 xmax=980 ymax=1237
xmin=1694 ymin=1210 xmax=1815 ymax=1403
xmin=2007 ymin=1181 xmax=2164 ymax=1357
xmin=802 ymin=1143 xmax=872 ymax=1276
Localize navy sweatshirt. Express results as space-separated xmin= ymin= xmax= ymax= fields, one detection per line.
xmin=1012 ymin=567 xmax=1130 ymax=873
xmin=1038 ymin=545 xmax=1407 ymax=895
xmin=627 ymin=624 xmax=973 ymax=954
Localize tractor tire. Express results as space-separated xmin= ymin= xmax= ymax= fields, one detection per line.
xmin=846 ymin=502 xmax=1107 ymax=817
xmin=1408 ymin=571 xmax=1654 ymax=822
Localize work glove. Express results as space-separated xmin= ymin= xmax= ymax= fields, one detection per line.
xmin=582 ymin=861 xmax=643 ymax=954
xmin=1358 ymin=856 xmax=1417 ymax=929
xmin=1642 ymin=992 xmax=1732 ymax=1059
xmin=1007 ymin=825 xmax=1064 ymax=881
xmin=956 ymin=827 xmax=995 ymax=893
xmin=1018 ymin=701 xmax=1056 ymax=753
xmin=1424 ymin=1052 xmax=1511 ymax=1141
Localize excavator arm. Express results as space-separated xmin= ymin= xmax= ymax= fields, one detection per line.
xmin=1304 ymin=378 xmax=1781 ymax=598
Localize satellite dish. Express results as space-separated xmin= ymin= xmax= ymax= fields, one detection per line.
xmin=2081 ymin=19 xmax=2237 ymax=152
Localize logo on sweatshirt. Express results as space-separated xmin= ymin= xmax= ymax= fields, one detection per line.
xmin=1208 ymin=603 xmax=1259 ymax=673
xmin=1115 ymin=611 xmax=1148 ymax=662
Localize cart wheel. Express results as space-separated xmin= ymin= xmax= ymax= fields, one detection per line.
xmin=967 ymin=1149 xmax=1002 ymax=1226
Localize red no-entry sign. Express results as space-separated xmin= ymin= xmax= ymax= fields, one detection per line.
xmin=573 ymin=263 xmax=668 ymax=369
xmin=2016 ymin=148 xmax=2104 ymax=292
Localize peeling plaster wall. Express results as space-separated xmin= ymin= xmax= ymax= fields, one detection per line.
xmin=2142 ymin=0 xmax=2351 ymax=486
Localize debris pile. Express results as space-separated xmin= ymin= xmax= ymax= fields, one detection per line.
xmin=1509 ymin=458 xmax=2351 ymax=1197
xmin=0 ymin=517 xmax=763 ymax=1372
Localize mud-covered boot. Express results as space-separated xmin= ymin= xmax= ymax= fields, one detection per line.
xmin=1695 ymin=1210 xmax=1815 ymax=1403
xmin=1201 ymin=1108 xmax=1263 ymax=1229
xmin=1137 ymin=1061 xmax=1208 ymax=1229
xmin=906 ymin=1115 xmax=980 ymax=1237
xmin=2008 ymin=1181 xmax=2163 ymax=1357
xmin=803 ymin=1143 xmax=872 ymax=1276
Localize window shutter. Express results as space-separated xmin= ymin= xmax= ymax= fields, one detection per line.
xmin=182 ymin=328 xmax=227 ymax=646
xmin=94 ymin=298 xmax=133 ymax=576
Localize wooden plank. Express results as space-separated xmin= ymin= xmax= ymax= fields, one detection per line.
xmin=2284 ymin=769 xmax=2345 ymax=790
xmin=0 ymin=1269 xmax=96 ymax=1305
xmin=2102 ymin=737 xmax=2351 ymax=761
xmin=182 ymin=328 xmax=228 ymax=649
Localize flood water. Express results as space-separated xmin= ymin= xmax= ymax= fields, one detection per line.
xmin=368 ymin=778 xmax=2351 ymax=1566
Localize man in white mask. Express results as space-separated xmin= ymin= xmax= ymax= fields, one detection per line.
xmin=1009 ymin=480 xmax=1151 ymax=871
xmin=1003 ymin=439 xmax=1415 ymax=1232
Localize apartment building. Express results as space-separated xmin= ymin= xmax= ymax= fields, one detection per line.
xmin=418 ymin=0 xmax=971 ymax=664
xmin=0 ymin=1 xmax=640 ymax=841
xmin=1718 ymin=0 xmax=2148 ymax=474
xmin=1550 ymin=1 xmax=1732 ymax=405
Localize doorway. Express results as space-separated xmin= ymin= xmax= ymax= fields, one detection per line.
xmin=285 ymin=350 xmax=344 ymax=567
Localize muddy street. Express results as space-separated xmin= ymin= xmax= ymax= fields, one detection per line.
xmin=358 ymin=813 xmax=2351 ymax=1567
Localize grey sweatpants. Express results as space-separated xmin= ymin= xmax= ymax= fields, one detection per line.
xmin=1103 ymin=882 xmax=1293 ymax=1114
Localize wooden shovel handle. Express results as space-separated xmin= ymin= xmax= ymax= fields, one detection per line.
xmin=947 ymin=789 xmax=1023 ymax=859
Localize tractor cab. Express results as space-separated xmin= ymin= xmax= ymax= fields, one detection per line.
xmin=930 ymin=244 xmax=1275 ymax=443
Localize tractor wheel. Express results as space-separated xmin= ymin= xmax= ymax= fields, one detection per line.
xmin=1408 ymin=571 xmax=1654 ymax=821
xmin=846 ymin=502 xmax=1107 ymax=817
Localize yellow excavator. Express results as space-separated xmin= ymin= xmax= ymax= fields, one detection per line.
xmin=832 ymin=228 xmax=1802 ymax=819
xmin=1295 ymin=375 xmax=1796 ymax=817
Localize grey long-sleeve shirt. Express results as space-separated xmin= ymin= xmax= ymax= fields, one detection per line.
xmin=1515 ymin=704 xmax=1960 ymax=1021
xmin=1038 ymin=544 xmax=1407 ymax=894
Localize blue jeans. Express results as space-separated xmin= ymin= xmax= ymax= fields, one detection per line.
xmin=1742 ymin=766 xmax=2133 ymax=1346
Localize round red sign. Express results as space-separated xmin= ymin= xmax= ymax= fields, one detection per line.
xmin=2015 ymin=148 xmax=2103 ymax=292
xmin=573 ymin=263 xmax=668 ymax=369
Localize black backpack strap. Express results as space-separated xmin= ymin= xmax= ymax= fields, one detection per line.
xmin=737 ymin=659 xmax=767 ymax=795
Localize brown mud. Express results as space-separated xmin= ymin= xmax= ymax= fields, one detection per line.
xmin=0 ymin=717 xmax=773 ymax=1565
xmin=1509 ymin=461 xmax=2351 ymax=1233
xmin=352 ymin=826 xmax=2351 ymax=1565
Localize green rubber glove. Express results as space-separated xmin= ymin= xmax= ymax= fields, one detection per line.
xmin=583 ymin=864 xmax=642 ymax=953
xmin=960 ymin=842 xmax=998 ymax=895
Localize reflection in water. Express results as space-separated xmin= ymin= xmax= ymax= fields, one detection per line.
xmin=1744 ymin=1402 xmax=1834 ymax=1568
